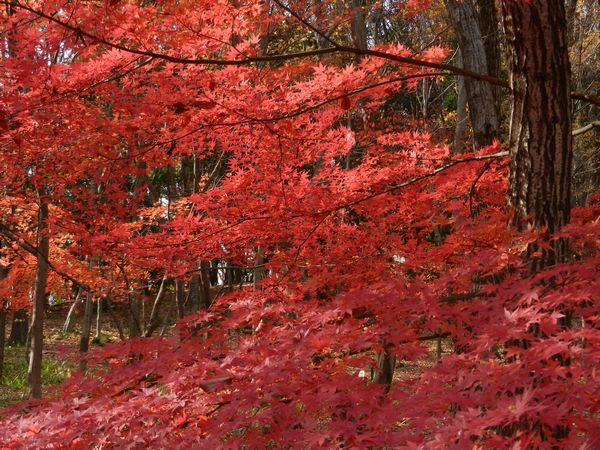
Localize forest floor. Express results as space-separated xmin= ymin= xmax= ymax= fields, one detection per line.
xmin=1 ymin=303 xmax=451 ymax=407
xmin=0 ymin=304 xmax=121 ymax=407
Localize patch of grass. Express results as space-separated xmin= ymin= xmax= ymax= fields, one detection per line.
xmin=0 ymin=346 xmax=73 ymax=407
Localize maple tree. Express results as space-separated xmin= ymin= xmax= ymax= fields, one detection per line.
xmin=0 ymin=0 xmax=599 ymax=447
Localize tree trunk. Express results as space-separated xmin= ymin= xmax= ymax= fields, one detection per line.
xmin=8 ymin=309 xmax=28 ymax=346
xmin=95 ymin=297 xmax=102 ymax=340
xmin=199 ymin=261 xmax=212 ymax=309
xmin=128 ymin=297 xmax=142 ymax=338
xmin=104 ymin=297 xmax=125 ymax=340
xmin=500 ymin=0 xmax=573 ymax=440
xmin=78 ymin=293 xmax=93 ymax=372
xmin=0 ymin=307 xmax=6 ymax=383
xmin=63 ymin=289 xmax=82 ymax=333
xmin=501 ymin=0 xmax=572 ymax=247
xmin=175 ymin=279 xmax=186 ymax=318
xmin=373 ymin=342 xmax=396 ymax=389
xmin=27 ymin=195 xmax=49 ymax=399
xmin=187 ymin=275 xmax=201 ymax=312
xmin=453 ymin=71 xmax=468 ymax=154
xmin=144 ymin=275 xmax=169 ymax=337
xmin=476 ymin=0 xmax=502 ymax=119
xmin=446 ymin=0 xmax=499 ymax=148
xmin=253 ymin=247 xmax=266 ymax=288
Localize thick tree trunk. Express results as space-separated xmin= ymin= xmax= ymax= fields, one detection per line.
xmin=501 ymin=1 xmax=573 ymax=440
xmin=27 ymin=196 xmax=49 ymax=399
xmin=8 ymin=309 xmax=28 ymax=346
xmin=502 ymin=0 xmax=572 ymax=243
xmin=446 ymin=0 xmax=499 ymax=148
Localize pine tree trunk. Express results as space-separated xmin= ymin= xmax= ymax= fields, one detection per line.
xmin=500 ymin=0 xmax=573 ymax=440
xmin=27 ymin=195 xmax=49 ymax=399
xmin=502 ymin=0 xmax=572 ymax=248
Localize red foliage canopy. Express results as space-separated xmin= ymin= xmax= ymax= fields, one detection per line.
xmin=0 ymin=0 xmax=598 ymax=448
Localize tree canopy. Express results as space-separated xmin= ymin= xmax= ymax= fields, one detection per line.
xmin=0 ymin=0 xmax=599 ymax=447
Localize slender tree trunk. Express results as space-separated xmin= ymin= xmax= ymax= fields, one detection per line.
xmin=63 ymin=289 xmax=82 ymax=333
xmin=453 ymin=72 xmax=468 ymax=154
xmin=0 ymin=307 xmax=6 ymax=383
xmin=253 ymin=247 xmax=265 ymax=288
xmin=95 ymin=297 xmax=102 ymax=340
xmin=199 ymin=261 xmax=212 ymax=309
xmin=175 ymin=279 xmax=185 ymax=318
xmin=476 ymin=0 xmax=502 ymax=119
xmin=446 ymin=0 xmax=499 ymax=148
xmin=144 ymin=275 xmax=169 ymax=337
xmin=160 ymin=291 xmax=176 ymax=336
xmin=27 ymin=195 xmax=49 ymax=399
xmin=128 ymin=297 xmax=142 ymax=337
xmin=104 ymin=297 xmax=125 ymax=340
xmin=187 ymin=275 xmax=201 ymax=312
xmin=78 ymin=293 xmax=93 ymax=372
xmin=0 ymin=266 xmax=7 ymax=382
xmin=373 ymin=342 xmax=396 ymax=389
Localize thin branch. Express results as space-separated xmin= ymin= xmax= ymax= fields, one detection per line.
xmin=271 ymin=0 xmax=340 ymax=48
xmin=5 ymin=1 xmax=599 ymax=106
xmin=572 ymin=120 xmax=600 ymax=136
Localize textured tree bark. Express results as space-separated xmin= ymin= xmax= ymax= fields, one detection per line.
xmin=446 ymin=0 xmax=499 ymax=148
xmin=476 ymin=0 xmax=502 ymax=118
xmin=27 ymin=195 xmax=49 ymax=399
xmin=500 ymin=0 xmax=573 ymax=440
xmin=502 ymin=0 xmax=572 ymax=249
